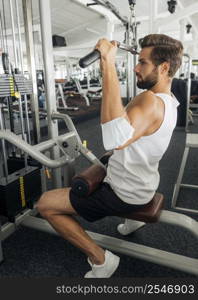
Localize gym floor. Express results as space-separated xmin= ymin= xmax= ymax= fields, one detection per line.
xmin=0 ymin=114 xmax=198 ymax=278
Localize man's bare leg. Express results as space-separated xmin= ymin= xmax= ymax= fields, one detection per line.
xmin=36 ymin=187 xmax=105 ymax=265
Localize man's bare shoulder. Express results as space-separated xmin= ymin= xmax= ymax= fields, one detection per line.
xmin=126 ymin=90 xmax=159 ymax=113
xmin=136 ymin=90 xmax=158 ymax=105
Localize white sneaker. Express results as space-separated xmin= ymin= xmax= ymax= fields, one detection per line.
xmin=117 ymin=219 xmax=145 ymax=235
xmin=84 ymin=250 xmax=120 ymax=278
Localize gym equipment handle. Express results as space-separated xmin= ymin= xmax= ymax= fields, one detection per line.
xmin=79 ymin=42 xmax=138 ymax=68
xmin=79 ymin=50 xmax=100 ymax=68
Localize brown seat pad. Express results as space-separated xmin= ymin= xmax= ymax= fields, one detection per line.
xmin=118 ymin=193 xmax=164 ymax=223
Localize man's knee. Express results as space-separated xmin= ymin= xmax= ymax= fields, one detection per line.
xmin=36 ymin=191 xmax=52 ymax=217
xmin=36 ymin=187 xmax=74 ymax=218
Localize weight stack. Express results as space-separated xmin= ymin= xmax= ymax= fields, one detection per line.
xmin=0 ymin=166 xmax=41 ymax=222
xmin=7 ymin=156 xmax=42 ymax=174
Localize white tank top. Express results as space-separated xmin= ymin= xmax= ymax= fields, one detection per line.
xmin=104 ymin=93 xmax=179 ymax=205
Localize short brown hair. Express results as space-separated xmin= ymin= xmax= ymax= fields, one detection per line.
xmin=139 ymin=34 xmax=183 ymax=77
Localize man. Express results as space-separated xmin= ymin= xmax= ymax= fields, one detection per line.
xmin=37 ymin=34 xmax=183 ymax=278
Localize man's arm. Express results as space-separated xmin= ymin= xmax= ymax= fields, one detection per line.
xmin=96 ymin=39 xmax=164 ymax=150
xmin=96 ymin=39 xmax=126 ymax=123
xmin=100 ymin=61 xmax=126 ymax=123
xmin=116 ymin=92 xmax=165 ymax=150
xmin=101 ymin=90 xmax=165 ymax=151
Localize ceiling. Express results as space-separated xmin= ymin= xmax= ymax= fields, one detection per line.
xmin=49 ymin=0 xmax=198 ymax=58
xmin=1 ymin=0 xmax=198 ymax=62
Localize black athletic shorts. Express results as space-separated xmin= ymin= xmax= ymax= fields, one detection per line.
xmin=70 ymin=182 xmax=147 ymax=222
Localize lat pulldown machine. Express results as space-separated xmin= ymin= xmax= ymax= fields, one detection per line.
xmin=0 ymin=0 xmax=198 ymax=277
xmin=0 ymin=111 xmax=198 ymax=276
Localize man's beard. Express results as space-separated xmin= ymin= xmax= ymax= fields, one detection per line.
xmin=136 ymin=67 xmax=158 ymax=90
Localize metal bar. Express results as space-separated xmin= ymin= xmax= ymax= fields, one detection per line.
xmin=1 ymin=222 xmax=16 ymax=241
xmin=39 ymin=0 xmax=62 ymax=188
xmin=15 ymin=0 xmax=31 ymax=144
xmin=0 ymin=11 xmax=5 ymax=51
xmin=0 ymin=130 xmax=68 ymax=168
xmin=0 ymin=106 xmax=9 ymax=181
xmin=87 ymin=232 xmax=198 ymax=276
xmin=125 ymin=26 xmax=133 ymax=103
xmin=180 ymin=184 xmax=198 ymax=189
xmin=6 ymin=97 xmax=16 ymax=155
xmin=33 ymin=131 xmax=77 ymax=152
xmin=133 ymin=54 xmax=137 ymax=98
xmin=9 ymin=0 xmax=18 ymax=68
xmin=171 ymin=146 xmax=189 ymax=208
xmin=51 ymin=114 xmax=104 ymax=166
xmin=7 ymin=97 xmax=15 ymax=133
xmin=51 ymin=112 xmax=82 ymax=144
xmin=190 ymin=104 xmax=198 ymax=108
xmin=79 ymin=145 xmax=106 ymax=167
xmin=159 ymin=210 xmax=198 ymax=238
xmin=186 ymin=133 xmax=198 ymax=147
xmin=21 ymin=215 xmax=198 ymax=276
xmin=2 ymin=0 xmax=8 ymax=53
xmin=62 ymin=160 xmax=75 ymax=187
xmin=174 ymin=206 xmax=198 ymax=215
xmin=23 ymin=95 xmax=31 ymax=144
xmin=0 ymin=208 xmax=35 ymax=241
xmin=15 ymin=0 xmax=23 ymax=72
xmin=57 ymin=83 xmax=67 ymax=108
xmin=22 ymin=0 xmax=40 ymax=143
xmin=33 ymin=139 xmax=56 ymax=152
xmin=184 ymin=53 xmax=192 ymax=132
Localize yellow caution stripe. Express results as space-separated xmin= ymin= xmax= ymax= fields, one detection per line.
xmin=14 ymin=91 xmax=21 ymax=99
xmin=19 ymin=176 xmax=26 ymax=208
xmin=45 ymin=168 xmax=51 ymax=179
xmin=83 ymin=140 xmax=87 ymax=148
xmin=9 ymin=76 xmax=15 ymax=96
